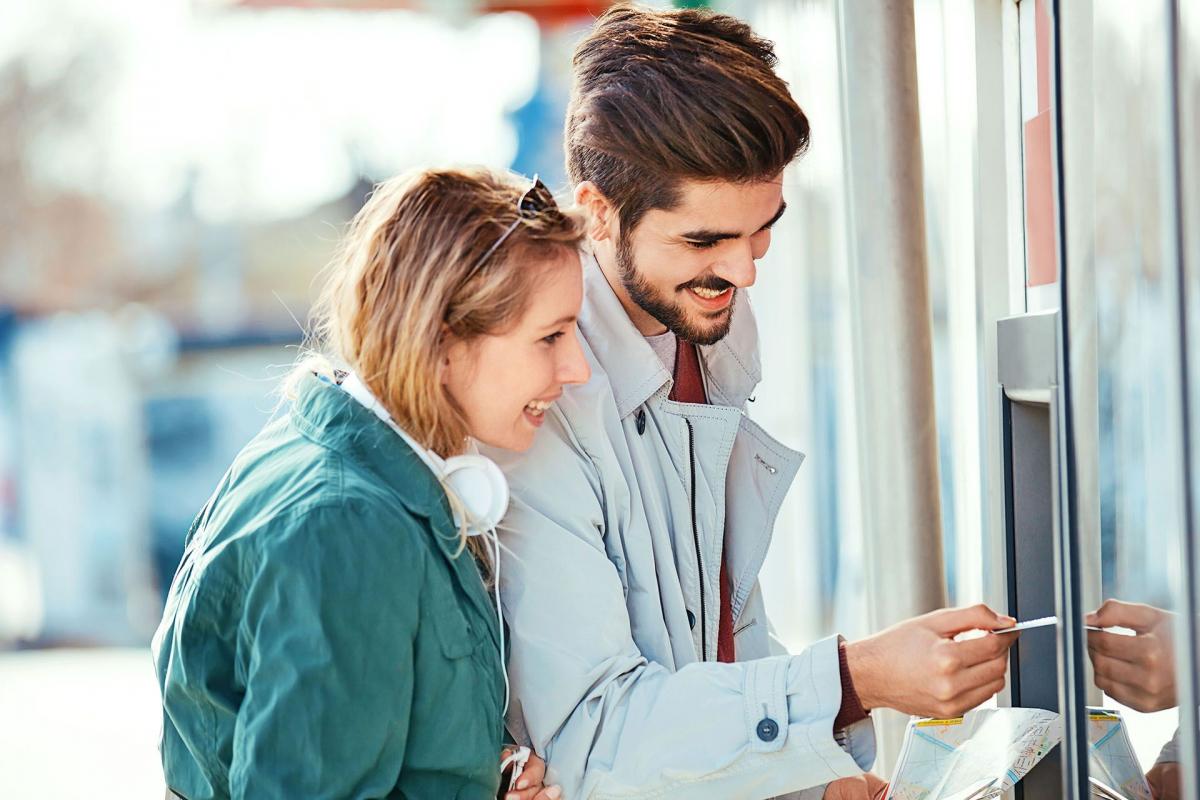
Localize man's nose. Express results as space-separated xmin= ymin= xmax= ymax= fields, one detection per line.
xmin=714 ymin=243 xmax=757 ymax=288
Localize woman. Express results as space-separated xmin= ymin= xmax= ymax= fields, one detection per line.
xmin=152 ymin=167 xmax=590 ymax=799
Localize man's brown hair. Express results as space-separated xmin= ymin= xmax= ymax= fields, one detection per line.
xmin=565 ymin=4 xmax=809 ymax=237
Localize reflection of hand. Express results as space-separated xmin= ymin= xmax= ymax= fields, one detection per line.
xmin=1146 ymin=762 xmax=1181 ymax=800
xmin=823 ymin=773 xmax=888 ymax=799
xmin=844 ymin=605 xmax=1017 ymax=718
xmin=1085 ymin=600 xmax=1177 ymax=712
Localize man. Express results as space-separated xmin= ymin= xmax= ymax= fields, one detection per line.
xmin=486 ymin=7 xmax=1017 ymax=798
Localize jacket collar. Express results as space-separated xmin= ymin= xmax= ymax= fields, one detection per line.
xmin=289 ymin=372 xmax=464 ymax=560
xmin=578 ymin=251 xmax=763 ymax=418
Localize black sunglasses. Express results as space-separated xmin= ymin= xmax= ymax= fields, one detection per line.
xmin=471 ymin=175 xmax=559 ymax=272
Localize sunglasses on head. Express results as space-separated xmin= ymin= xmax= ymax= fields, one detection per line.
xmin=471 ymin=175 xmax=559 ymax=273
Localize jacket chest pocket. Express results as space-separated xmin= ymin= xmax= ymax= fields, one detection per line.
xmin=427 ymin=599 xmax=480 ymax=660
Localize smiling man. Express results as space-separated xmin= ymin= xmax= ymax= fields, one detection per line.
xmin=485 ymin=6 xmax=1017 ymax=800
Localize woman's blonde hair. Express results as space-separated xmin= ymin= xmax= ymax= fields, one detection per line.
xmin=291 ymin=167 xmax=585 ymax=565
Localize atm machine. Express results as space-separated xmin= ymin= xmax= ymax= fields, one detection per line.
xmin=997 ymin=310 xmax=1088 ymax=798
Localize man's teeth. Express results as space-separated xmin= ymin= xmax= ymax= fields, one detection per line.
xmin=691 ymin=287 xmax=726 ymax=299
xmin=525 ymin=399 xmax=552 ymax=416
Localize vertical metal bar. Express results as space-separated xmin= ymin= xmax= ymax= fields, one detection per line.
xmin=836 ymin=0 xmax=946 ymax=619
xmin=977 ymin=0 xmax=1030 ymax=648
xmin=1166 ymin=0 xmax=1200 ymax=795
xmin=836 ymin=0 xmax=947 ymax=768
xmin=1049 ymin=386 xmax=1086 ymax=798
xmin=1048 ymin=1 xmax=1088 ymax=796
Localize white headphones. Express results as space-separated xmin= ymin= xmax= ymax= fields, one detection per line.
xmin=339 ymin=372 xmax=509 ymax=535
xmin=338 ymin=372 xmax=513 ymax=714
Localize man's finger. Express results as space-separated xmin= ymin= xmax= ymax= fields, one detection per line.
xmin=946 ymin=678 xmax=1007 ymax=717
xmin=1088 ymin=599 xmax=1161 ymax=633
xmin=950 ymin=655 xmax=1008 ymax=698
xmin=1089 ymin=650 xmax=1146 ymax=686
xmin=1087 ymin=629 xmax=1151 ymax=661
xmin=952 ymin=631 xmax=1017 ymax=666
xmin=931 ymin=604 xmax=1015 ymax=637
xmin=1097 ymin=682 xmax=1158 ymax=714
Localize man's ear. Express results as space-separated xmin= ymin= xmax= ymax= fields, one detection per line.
xmin=574 ymin=181 xmax=617 ymax=243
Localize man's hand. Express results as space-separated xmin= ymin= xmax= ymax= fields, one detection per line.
xmin=1147 ymin=762 xmax=1181 ymax=800
xmin=1086 ymin=599 xmax=1177 ymax=713
xmin=823 ymin=773 xmax=888 ymax=799
xmin=501 ymin=749 xmax=562 ymax=800
xmin=844 ymin=604 xmax=1017 ymax=718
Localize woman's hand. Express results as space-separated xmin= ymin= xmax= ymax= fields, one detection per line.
xmin=823 ymin=773 xmax=888 ymax=799
xmin=500 ymin=748 xmax=562 ymax=800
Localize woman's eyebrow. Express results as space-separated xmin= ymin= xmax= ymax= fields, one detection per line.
xmin=542 ymin=314 xmax=577 ymax=329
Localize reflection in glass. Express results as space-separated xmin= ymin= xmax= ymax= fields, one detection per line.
xmin=1072 ymin=2 xmax=1188 ymax=798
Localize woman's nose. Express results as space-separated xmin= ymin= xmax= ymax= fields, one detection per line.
xmin=558 ymin=328 xmax=591 ymax=386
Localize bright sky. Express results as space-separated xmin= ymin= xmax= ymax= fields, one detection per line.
xmin=3 ymin=0 xmax=540 ymax=223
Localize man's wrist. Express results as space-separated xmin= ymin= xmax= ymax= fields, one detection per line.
xmin=836 ymin=638 xmax=870 ymax=729
xmin=843 ymin=637 xmax=882 ymax=712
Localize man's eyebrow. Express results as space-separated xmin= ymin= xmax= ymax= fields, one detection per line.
xmin=760 ymin=200 xmax=787 ymax=230
xmin=679 ymin=200 xmax=788 ymax=242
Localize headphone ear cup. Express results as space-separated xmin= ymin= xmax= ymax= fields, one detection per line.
xmin=441 ymin=455 xmax=510 ymax=534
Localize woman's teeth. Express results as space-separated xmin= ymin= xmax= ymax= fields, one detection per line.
xmin=525 ymin=399 xmax=552 ymax=416
xmin=691 ymin=286 xmax=726 ymax=299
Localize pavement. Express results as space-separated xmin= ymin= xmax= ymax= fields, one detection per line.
xmin=0 ymin=648 xmax=165 ymax=799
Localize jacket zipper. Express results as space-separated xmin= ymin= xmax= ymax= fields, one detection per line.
xmin=685 ymin=419 xmax=707 ymax=660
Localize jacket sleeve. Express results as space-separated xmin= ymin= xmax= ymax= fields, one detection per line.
xmin=229 ymin=502 xmax=420 ymax=799
xmin=493 ymin=411 xmax=871 ymax=800
xmin=1155 ymin=727 xmax=1181 ymax=765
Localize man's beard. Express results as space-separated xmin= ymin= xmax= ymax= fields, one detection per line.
xmin=616 ymin=235 xmax=736 ymax=346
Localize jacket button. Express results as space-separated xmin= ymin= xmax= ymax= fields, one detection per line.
xmin=687 ymin=610 xmax=696 ymax=629
xmin=636 ymin=408 xmax=647 ymax=435
xmin=756 ymin=718 xmax=779 ymax=742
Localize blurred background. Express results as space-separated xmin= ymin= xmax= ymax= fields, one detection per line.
xmin=1 ymin=0 xmax=1196 ymax=796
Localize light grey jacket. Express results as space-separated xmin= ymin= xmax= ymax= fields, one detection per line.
xmin=486 ymin=257 xmax=875 ymax=799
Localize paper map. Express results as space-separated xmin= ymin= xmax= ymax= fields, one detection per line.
xmin=885 ymin=707 xmax=1152 ymax=799
xmin=1087 ymin=710 xmax=1152 ymax=800
xmin=885 ymin=708 xmax=1061 ymax=800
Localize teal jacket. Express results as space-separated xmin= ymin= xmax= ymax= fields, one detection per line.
xmin=152 ymin=373 xmax=505 ymax=799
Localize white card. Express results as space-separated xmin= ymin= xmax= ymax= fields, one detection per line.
xmin=993 ymin=615 xmax=1058 ymax=634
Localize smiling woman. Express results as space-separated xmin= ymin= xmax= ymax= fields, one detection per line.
xmin=151 ymin=167 xmax=589 ymax=799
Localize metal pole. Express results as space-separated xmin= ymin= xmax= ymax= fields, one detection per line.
xmin=837 ymin=0 xmax=947 ymax=629
xmin=836 ymin=0 xmax=947 ymax=769
xmin=1168 ymin=0 xmax=1200 ymax=795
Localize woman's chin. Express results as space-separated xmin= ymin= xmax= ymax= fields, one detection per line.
xmin=472 ymin=425 xmax=537 ymax=454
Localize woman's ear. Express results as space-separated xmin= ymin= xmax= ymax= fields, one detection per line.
xmin=440 ymin=330 xmax=479 ymax=393
xmin=574 ymin=181 xmax=617 ymax=243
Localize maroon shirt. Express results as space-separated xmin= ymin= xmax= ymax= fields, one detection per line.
xmin=670 ymin=336 xmax=868 ymax=726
